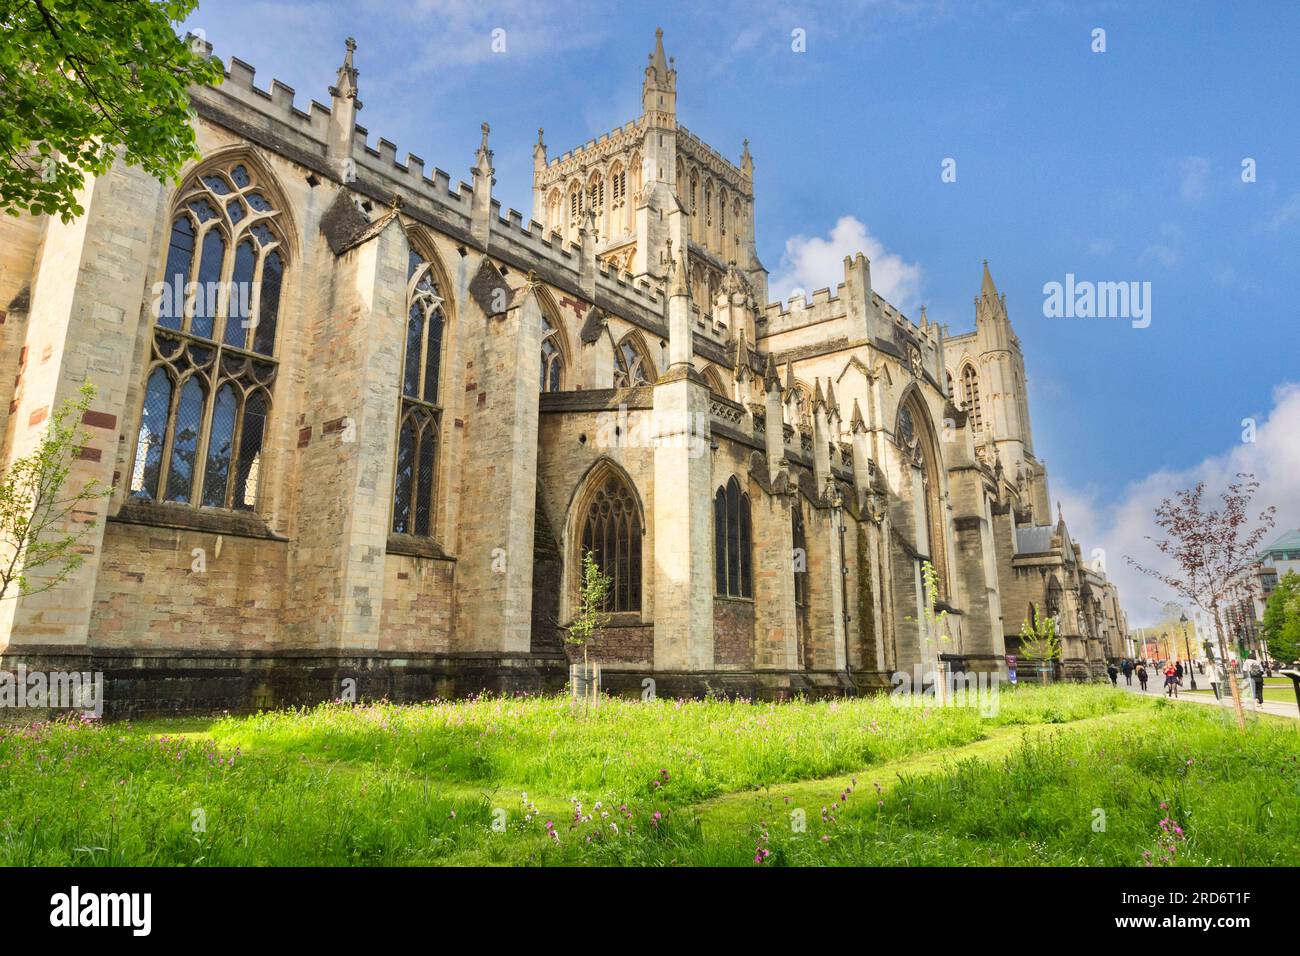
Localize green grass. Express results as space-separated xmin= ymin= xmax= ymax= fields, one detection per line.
xmin=0 ymin=685 xmax=1295 ymax=866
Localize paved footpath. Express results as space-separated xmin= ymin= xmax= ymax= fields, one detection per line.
xmin=1112 ymin=673 xmax=1300 ymax=720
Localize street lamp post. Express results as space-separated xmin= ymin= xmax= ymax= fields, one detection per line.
xmin=1181 ymin=612 xmax=1197 ymax=690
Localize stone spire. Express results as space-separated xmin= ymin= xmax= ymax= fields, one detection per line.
xmin=332 ymin=36 xmax=359 ymax=101
xmin=642 ymin=27 xmax=677 ymax=120
xmin=531 ymin=128 xmax=547 ymax=224
xmin=741 ymin=139 xmax=753 ymax=180
xmin=470 ymin=122 xmax=495 ymax=246
xmin=850 ymin=398 xmax=867 ymax=434
xmin=327 ymin=37 xmax=362 ymax=175
xmin=665 ymin=239 xmax=692 ymax=367
xmin=763 ymin=353 xmax=781 ymax=394
xmin=976 ymin=259 xmax=1007 ymax=323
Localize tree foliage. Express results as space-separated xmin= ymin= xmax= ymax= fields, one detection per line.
xmin=0 ymin=383 xmax=111 ymax=600
xmin=1261 ymin=571 xmax=1300 ymax=664
xmin=1 ymin=0 xmax=223 ymax=222
xmin=1018 ymin=603 xmax=1061 ymax=684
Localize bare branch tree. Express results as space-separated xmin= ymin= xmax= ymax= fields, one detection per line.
xmin=1125 ymin=474 xmax=1275 ymax=729
xmin=0 ymin=383 xmax=111 ymax=601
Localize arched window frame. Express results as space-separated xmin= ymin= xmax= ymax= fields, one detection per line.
xmin=961 ymin=362 xmax=983 ymax=433
xmin=574 ymin=463 xmax=644 ymax=614
xmin=540 ymin=303 xmax=568 ymax=393
xmin=895 ymin=387 xmax=950 ymax=600
xmin=129 ymin=155 xmax=289 ymax=512
xmin=713 ymin=476 xmax=753 ymax=598
xmin=391 ymin=233 xmax=451 ymax=538
xmin=613 ymin=331 xmax=655 ymax=387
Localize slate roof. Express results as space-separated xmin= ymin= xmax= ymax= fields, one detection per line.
xmin=1014 ymin=525 xmax=1055 ymax=555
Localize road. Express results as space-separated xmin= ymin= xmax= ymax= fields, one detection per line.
xmin=1111 ymin=671 xmax=1299 ymax=720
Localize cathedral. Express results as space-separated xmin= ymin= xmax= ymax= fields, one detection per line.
xmin=0 ymin=31 xmax=1128 ymax=714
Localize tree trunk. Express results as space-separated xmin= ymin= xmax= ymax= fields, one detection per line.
xmin=1213 ymin=600 xmax=1246 ymax=730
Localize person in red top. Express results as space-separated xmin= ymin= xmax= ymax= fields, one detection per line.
xmin=1164 ymin=662 xmax=1180 ymax=699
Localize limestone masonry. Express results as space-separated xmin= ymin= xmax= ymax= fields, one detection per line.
xmin=0 ymin=30 xmax=1127 ymax=715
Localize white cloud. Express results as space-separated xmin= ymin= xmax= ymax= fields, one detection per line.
xmin=1177 ymin=156 xmax=1209 ymax=203
xmin=1264 ymin=192 xmax=1300 ymax=232
xmin=1055 ymin=382 xmax=1300 ymax=627
xmin=770 ymin=215 xmax=923 ymax=312
xmin=1138 ymin=222 xmax=1183 ymax=268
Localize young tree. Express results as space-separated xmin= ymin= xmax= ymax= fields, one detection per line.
xmin=1 ymin=0 xmax=224 ymax=222
xmin=919 ymin=560 xmax=953 ymax=703
xmin=1018 ymin=603 xmax=1061 ymax=685
xmin=0 ymin=383 xmax=111 ymax=600
xmin=566 ymin=550 xmax=611 ymax=708
xmin=1261 ymin=571 xmax=1300 ymax=664
xmin=1125 ymin=474 xmax=1275 ymax=729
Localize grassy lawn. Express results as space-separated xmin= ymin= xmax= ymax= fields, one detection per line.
xmin=1 ymin=684 xmax=1296 ymax=866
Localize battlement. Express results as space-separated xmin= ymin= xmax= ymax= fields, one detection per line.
xmin=677 ymin=124 xmax=749 ymax=193
xmin=760 ymin=282 xmax=852 ymax=333
xmin=540 ymin=120 xmax=643 ymax=180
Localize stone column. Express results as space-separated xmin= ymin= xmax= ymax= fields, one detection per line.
xmin=454 ymin=265 xmax=542 ymax=653
xmin=0 ymin=161 xmax=165 ymax=649
xmin=286 ymin=216 xmax=407 ymax=650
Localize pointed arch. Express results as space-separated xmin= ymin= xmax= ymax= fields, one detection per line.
xmin=894 ymin=384 xmax=950 ymax=598
xmin=172 ymin=144 xmax=298 ymax=261
xmin=699 ymin=364 xmax=727 ymax=396
xmin=713 ymin=475 xmax=753 ymax=597
xmin=609 ymin=160 xmax=629 ymax=235
xmin=533 ymin=285 xmax=571 ymax=393
xmin=391 ymin=226 xmax=453 ymax=539
xmin=546 ymin=187 xmax=564 ymax=236
xmin=613 ymin=329 xmax=655 ymax=386
xmin=960 ymin=361 xmax=983 ymax=432
xmin=131 ymin=150 xmax=290 ymax=511
xmin=568 ymin=457 xmax=645 ymax=614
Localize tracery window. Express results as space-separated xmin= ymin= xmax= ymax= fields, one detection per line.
xmin=961 ymin=363 xmax=983 ymax=432
xmin=130 ymin=159 xmax=284 ymax=510
xmin=613 ymin=334 xmax=654 ymax=387
xmin=540 ymin=311 xmax=564 ymax=392
xmin=392 ymin=247 xmax=447 ymax=537
xmin=713 ymin=476 xmax=752 ymax=597
xmin=580 ymin=474 xmax=642 ymax=612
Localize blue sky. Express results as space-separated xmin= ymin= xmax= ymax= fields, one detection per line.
xmin=184 ymin=0 xmax=1299 ymax=621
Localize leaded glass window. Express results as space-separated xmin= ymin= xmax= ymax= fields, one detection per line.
xmin=392 ymin=247 xmax=447 ymax=537
xmin=131 ymin=159 xmax=284 ymax=511
xmin=714 ymin=476 xmax=752 ymax=598
xmin=541 ymin=313 xmax=564 ymax=392
xmin=580 ymin=475 xmax=641 ymax=612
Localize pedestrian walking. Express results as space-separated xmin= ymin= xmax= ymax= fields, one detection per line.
xmin=1164 ymin=662 xmax=1179 ymax=698
xmin=1122 ymin=659 xmax=1133 ymax=686
xmin=1107 ymin=663 xmax=1118 ymax=686
xmin=1136 ymin=664 xmax=1148 ymax=691
xmin=1243 ymin=654 xmax=1265 ymax=705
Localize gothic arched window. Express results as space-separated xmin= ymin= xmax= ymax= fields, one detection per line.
xmin=547 ymin=188 xmax=563 ymax=236
xmin=131 ymin=158 xmax=284 ymax=510
xmin=392 ymin=245 xmax=447 ymax=537
xmin=792 ymin=504 xmax=809 ymax=610
xmin=580 ymin=473 xmax=642 ymax=612
xmin=610 ymin=163 xmax=627 ymax=234
xmin=713 ymin=476 xmax=752 ymax=597
xmin=613 ymin=334 xmax=654 ymax=387
xmin=961 ymin=363 xmax=983 ymax=433
xmin=540 ymin=311 xmax=564 ymax=392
